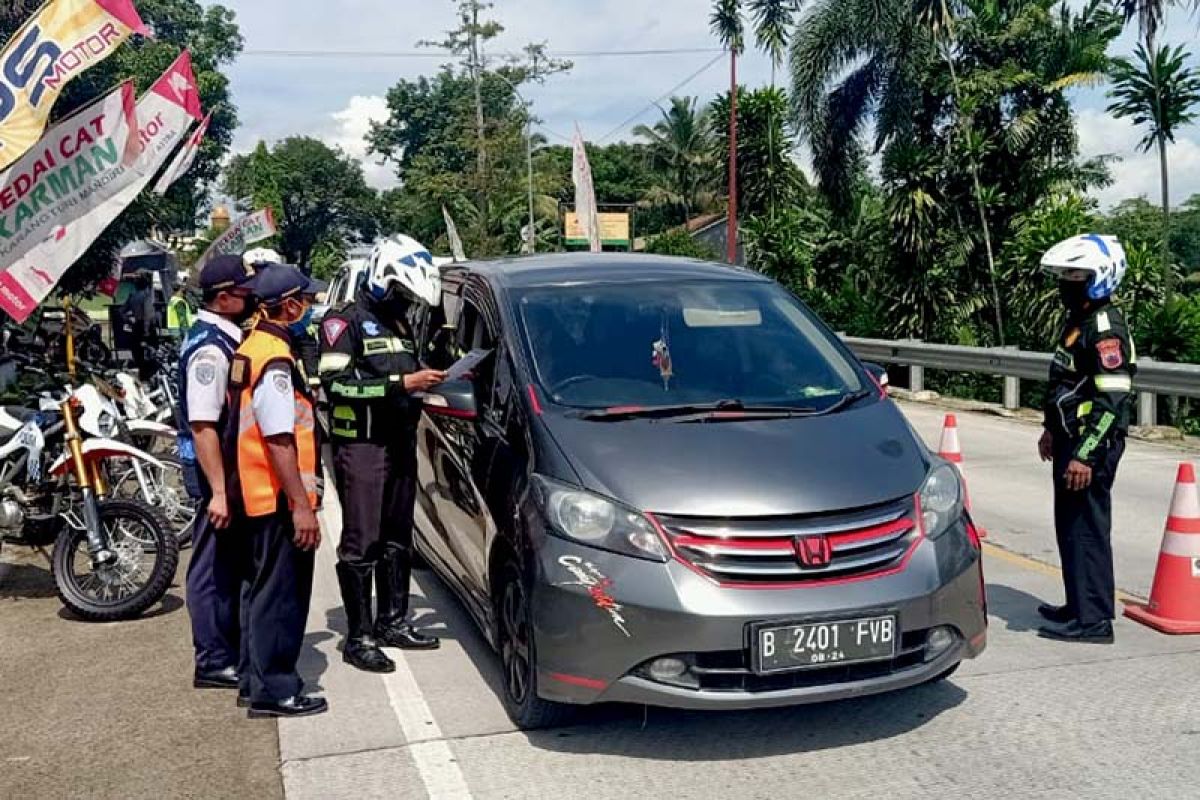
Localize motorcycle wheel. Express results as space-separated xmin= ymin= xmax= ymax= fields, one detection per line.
xmin=52 ymin=500 xmax=179 ymax=622
xmin=108 ymin=455 xmax=196 ymax=546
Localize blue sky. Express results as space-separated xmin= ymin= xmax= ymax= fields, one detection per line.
xmin=218 ymin=0 xmax=1200 ymax=209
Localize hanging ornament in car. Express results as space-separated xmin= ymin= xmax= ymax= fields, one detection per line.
xmin=652 ymin=317 xmax=673 ymax=390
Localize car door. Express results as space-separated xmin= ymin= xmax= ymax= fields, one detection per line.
xmin=415 ymin=276 xmax=503 ymax=610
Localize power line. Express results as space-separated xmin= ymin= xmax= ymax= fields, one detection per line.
xmin=240 ymin=47 xmax=722 ymax=60
xmin=597 ymin=52 xmax=726 ymax=144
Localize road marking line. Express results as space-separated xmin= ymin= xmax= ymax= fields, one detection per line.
xmin=983 ymin=542 xmax=1144 ymax=602
xmin=381 ymin=636 xmax=473 ymax=798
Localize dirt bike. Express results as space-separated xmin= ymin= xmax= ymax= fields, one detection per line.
xmin=0 ymin=393 xmax=178 ymax=621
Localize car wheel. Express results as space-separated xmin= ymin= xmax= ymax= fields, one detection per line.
xmin=496 ymin=560 xmax=573 ymax=730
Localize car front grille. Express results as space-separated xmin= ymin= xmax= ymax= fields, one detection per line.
xmin=654 ymin=496 xmax=918 ymax=586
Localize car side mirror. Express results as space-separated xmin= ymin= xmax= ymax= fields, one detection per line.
xmin=422 ymin=379 xmax=478 ymax=420
xmin=863 ymin=361 xmax=889 ymax=389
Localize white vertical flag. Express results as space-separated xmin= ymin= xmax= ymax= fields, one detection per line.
xmin=152 ymin=107 xmax=212 ymax=195
xmin=442 ymin=205 xmax=466 ymax=262
xmin=571 ymin=124 xmax=601 ymax=253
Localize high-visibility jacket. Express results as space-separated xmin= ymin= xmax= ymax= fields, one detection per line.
xmin=224 ymin=320 xmax=319 ymax=517
xmin=167 ymin=295 xmax=193 ymax=333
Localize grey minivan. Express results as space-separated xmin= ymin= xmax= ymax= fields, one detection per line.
xmin=413 ymin=254 xmax=986 ymax=728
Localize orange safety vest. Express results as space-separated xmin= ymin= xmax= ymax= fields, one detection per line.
xmin=225 ymin=321 xmax=319 ymax=518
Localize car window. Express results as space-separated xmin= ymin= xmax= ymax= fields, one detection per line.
xmin=457 ymin=298 xmax=502 ymax=413
xmin=516 ymin=280 xmax=863 ymax=409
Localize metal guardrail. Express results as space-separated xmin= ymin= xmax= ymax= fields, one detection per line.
xmin=843 ymin=336 xmax=1200 ymax=426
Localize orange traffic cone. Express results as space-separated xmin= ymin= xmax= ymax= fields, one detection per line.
xmin=1124 ymin=463 xmax=1200 ymax=634
xmin=938 ymin=414 xmax=987 ymax=539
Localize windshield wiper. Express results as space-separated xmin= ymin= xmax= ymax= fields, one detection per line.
xmin=811 ymin=389 xmax=873 ymax=416
xmin=579 ymin=399 xmax=816 ymax=421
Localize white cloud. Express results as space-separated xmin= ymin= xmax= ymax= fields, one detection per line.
xmin=321 ymin=95 xmax=397 ymax=190
xmin=1076 ymin=109 xmax=1200 ymax=210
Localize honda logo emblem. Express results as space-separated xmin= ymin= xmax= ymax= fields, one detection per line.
xmin=795 ymin=535 xmax=833 ymax=568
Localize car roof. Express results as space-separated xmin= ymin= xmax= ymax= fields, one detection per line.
xmin=458 ymin=253 xmax=770 ymax=290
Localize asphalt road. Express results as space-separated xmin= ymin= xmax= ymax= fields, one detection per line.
xmin=3 ymin=399 xmax=1199 ymax=799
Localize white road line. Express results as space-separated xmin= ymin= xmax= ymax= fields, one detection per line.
xmin=382 ymin=652 xmax=474 ymax=799
xmin=316 ymin=460 xmax=474 ymax=799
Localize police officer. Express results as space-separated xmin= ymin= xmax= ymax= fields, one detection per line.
xmin=225 ymin=264 xmax=328 ymax=717
xmin=1037 ymin=234 xmax=1135 ymax=644
xmin=181 ymin=255 xmax=262 ymax=691
xmin=318 ymin=235 xmax=445 ymax=673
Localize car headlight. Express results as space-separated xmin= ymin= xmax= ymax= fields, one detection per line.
xmin=919 ymin=461 xmax=964 ymax=540
xmin=533 ymin=475 xmax=668 ymax=562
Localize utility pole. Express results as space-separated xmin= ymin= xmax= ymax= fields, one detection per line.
xmin=469 ymin=3 xmax=488 ymax=236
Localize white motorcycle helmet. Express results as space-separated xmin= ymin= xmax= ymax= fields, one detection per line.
xmin=1040 ymin=234 xmax=1127 ymax=301
xmin=367 ymin=234 xmax=441 ymax=307
xmin=243 ymin=247 xmax=282 ymax=267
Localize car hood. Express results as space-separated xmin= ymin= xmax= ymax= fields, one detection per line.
xmin=543 ymin=399 xmax=929 ymax=517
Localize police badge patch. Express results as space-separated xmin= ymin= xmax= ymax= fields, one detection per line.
xmin=272 ymin=371 xmax=291 ymax=395
xmin=195 ymin=359 xmax=217 ymax=385
xmin=363 ymin=321 xmax=381 ymax=336
xmin=1097 ymin=338 xmax=1124 ymax=370
xmin=322 ymin=318 xmax=348 ymax=346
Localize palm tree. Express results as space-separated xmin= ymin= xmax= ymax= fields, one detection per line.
xmin=633 ymin=97 xmax=713 ymax=220
xmin=1108 ymin=42 xmax=1200 ymax=294
xmin=711 ymin=0 xmax=745 ymax=263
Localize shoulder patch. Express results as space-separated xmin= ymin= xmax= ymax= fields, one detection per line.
xmin=272 ymin=370 xmax=291 ymax=395
xmin=322 ymin=318 xmax=349 ymax=346
xmin=1097 ymin=338 xmax=1124 ymax=370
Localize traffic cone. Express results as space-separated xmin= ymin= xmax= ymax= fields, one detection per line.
xmin=938 ymin=414 xmax=988 ymax=539
xmin=1124 ymin=463 xmax=1200 ymax=634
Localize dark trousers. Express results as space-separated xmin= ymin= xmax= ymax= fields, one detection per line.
xmin=239 ymin=501 xmax=315 ymax=703
xmin=185 ymin=498 xmax=249 ymax=672
xmin=333 ymin=442 xmax=417 ymax=620
xmin=1053 ymin=437 xmax=1124 ymax=624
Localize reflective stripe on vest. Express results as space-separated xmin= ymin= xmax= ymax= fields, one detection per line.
xmin=231 ymin=326 xmax=319 ymax=517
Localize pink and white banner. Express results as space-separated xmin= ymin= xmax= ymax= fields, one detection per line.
xmin=152 ymin=106 xmax=211 ymax=195
xmin=571 ymin=124 xmax=601 ymax=253
xmin=194 ymin=207 xmax=277 ymax=269
xmin=0 ymin=51 xmax=202 ymax=321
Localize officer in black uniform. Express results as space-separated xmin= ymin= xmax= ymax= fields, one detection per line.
xmin=1037 ymin=234 xmax=1136 ymax=644
xmin=318 ymin=234 xmax=446 ymax=673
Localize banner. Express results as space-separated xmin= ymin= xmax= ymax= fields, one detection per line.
xmin=194 ymin=207 xmax=277 ymax=268
xmin=152 ymin=106 xmax=210 ymax=195
xmin=0 ymin=0 xmax=148 ymax=171
xmin=571 ymin=124 xmax=601 ymax=253
xmin=442 ymin=204 xmax=466 ymax=262
xmin=0 ymin=51 xmax=202 ymax=321
xmin=0 ymin=80 xmax=137 ymax=270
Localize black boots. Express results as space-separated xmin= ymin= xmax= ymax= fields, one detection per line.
xmin=375 ymin=548 xmax=440 ymax=651
xmin=335 ymin=562 xmax=395 ymax=673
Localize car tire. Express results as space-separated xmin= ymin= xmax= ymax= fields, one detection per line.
xmin=495 ymin=559 xmax=573 ymax=730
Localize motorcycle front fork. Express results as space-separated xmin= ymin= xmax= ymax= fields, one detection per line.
xmin=63 ymin=400 xmax=114 ymax=567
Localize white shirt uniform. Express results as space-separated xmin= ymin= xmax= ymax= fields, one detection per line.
xmin=185 ymin=310 xmax=244 ymax=425
xmin=253 ymin=363 xmax=296 ymax=437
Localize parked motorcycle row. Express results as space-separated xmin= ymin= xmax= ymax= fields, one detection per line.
xmin=0 ymin=321 xmax=192 ymax=622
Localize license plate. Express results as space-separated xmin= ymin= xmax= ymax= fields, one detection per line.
xmin=754 ymin=615 xmax=897 ymax=674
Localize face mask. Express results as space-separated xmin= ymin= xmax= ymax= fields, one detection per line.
xmin=287 ymin=304 xmax=314 ymax=338
xmin=229 ymin=295 xmax=258 ymax=324
xmin=1057 ymin=279 xmax=1090 ymax=310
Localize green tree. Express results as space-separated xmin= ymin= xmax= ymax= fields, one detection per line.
xmin=1107 ymin=42 xmax=1200 ymax=295
xmin=224 ymin=138 xmax=379 ymax=269
xmin=709 ymin=86 xmax=806 ymax=219
xmin=633 ymin=97 xmax=713 ymax=219
xmin=0 ymin=0 xmax=242 ymax=295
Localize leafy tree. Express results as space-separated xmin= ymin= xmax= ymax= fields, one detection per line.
xmin=1107 ymin=42 xmax=1200 ymax=294
xmin=709 ymin=86 xmax=806 ymax=219
xmin=0 ymin=0 xmax=242 ymax=295
xmin=645 ymin=228 xmax=718 ymax=260
xmin=633 ymin=97 xmax=714 ymax=219
xmin=225 ymin=138 xmax=379 ymax=269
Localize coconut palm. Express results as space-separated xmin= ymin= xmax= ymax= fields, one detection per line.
xmin=633 ymin=97 xmax=713 ymax=219
xmin=1108 ymin=42 xmax=1200 ymax=294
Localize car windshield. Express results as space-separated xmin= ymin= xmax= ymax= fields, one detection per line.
xmin=517 ymin=280 xmax=865 ymax=410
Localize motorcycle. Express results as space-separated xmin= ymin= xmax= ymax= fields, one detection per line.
xmin=0 ymin=393 xmax=178 ymax=621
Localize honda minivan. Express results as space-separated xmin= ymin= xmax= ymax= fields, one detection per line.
xmin=412 ymin=254 xmax=986 ymax=728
